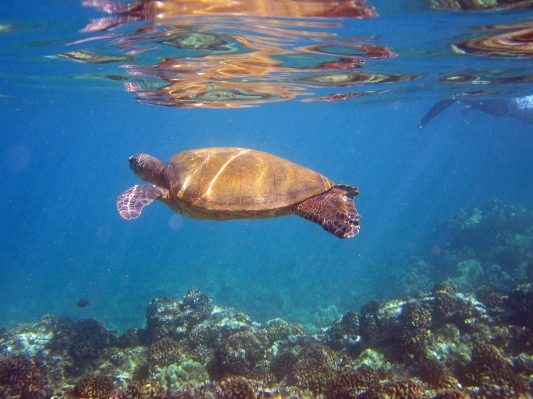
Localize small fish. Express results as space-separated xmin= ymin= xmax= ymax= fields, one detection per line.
xmin=76 ymin=298 xmax=90 ymax=307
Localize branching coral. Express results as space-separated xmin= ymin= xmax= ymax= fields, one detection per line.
xmin=357 ymin=389 xmax=384 ymax=399
xmin=398 ymin=328 xmax=430 ymax=361
xmin=189 ymin=324 xmax=219 ymax=348
xmin=126 ymin=380 xmax=166 ymax=399
xmin=504 ymin=284 xmax=533 ymax=327
xmin=116 ymin=329 xmax=142 ymax=348
xmin=339 ymin=311 xmax=360 ymax=334
xmin=400 ymin=303 xmax=431 ymax=330
xmin=0 ymin=355 xmax=51 ymax=399
xmin=382 ymin=379 xmax=424 ymax=399
xmin=146 ymin=297 xmax=184 ymax=342
xmin=270 ymin=342 xmax=301 ymax=382
xmin=215 ymin=330 xmax=268 ymax=377
xmin=432 ymin=388 xmax=470 ymax=399
xmin=471 ymin=343 xmax=505 ymax=377
xmin=432 ymin=284 xmax=460 ymax=319
xmin=132 ymin=363 xmax=150 ymax=382
xmin=475 ymin=285 xmax=503 ymax=309
xmin=149 ymin=337 xmax=183 ymax=367
xmin=289 ymin=342 xmax=336 ymax=394
xmin=180 ymin=289 xmax=214 ymax=324
xmin=457 ymin=341 xmax=528 ymax=395
xmin=476 ymin=373 xmax=528 ymax=399
xmin=73 ymin=374 xmax=114 ymax=398
xmin=323 ymin=311 xmax=360 ymax=352
xmin=325 ymin=366 xmax=372 ymax=399
xmin=215 ymin=377 xmax=255 ymax=399
xmin=146 ymin=290 xmax=214 ymax=343
xmin=359 ymin=300 xmax=381 ymax=345
xmin=69 ymin=318 xmax=112 ymax=363
xmin=389 ymin=302 xmax=432 ymax=362
xmin=171 ymin=382 xmax=213 ymax=399
xmin=262 ymin=319 xmax=305 ymax=345
xmin=509 ymin=327 xmax=533 ymax=355
xmin=415 ymin=358 xmax=447 ymax=387
xmin=46 ymin=316 xmax=75 ymax=355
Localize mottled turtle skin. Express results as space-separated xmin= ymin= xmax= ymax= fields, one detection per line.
xmin=117 ymin=147 xmax=360 ymax=238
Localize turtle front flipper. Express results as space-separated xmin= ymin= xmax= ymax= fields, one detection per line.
xmin=294 ymin=184 xmax=360 ymax=239
xmin=117 ymin=184 xmax=168 ymax=220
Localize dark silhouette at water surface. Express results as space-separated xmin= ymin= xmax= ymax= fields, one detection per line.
xmin=419 ymin=95 xmax=533 ymax=128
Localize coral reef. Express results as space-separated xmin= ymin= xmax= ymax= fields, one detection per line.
xmin=311 ymin=305 xmax=343 ymax=328
xmin=172 ymin=382 xmax=215 ymax=399
xmin=0 ymin=355 xmax=51 ymax=399
xmin=475 ymin=285 xmax=503 ymax=310
xmin=116 ymin=329 xmax=142 ymax=349
xmin=504 ymin=284 xmax=533 ymax=327
xmin=392 ymin=199 xmax=533 ymax=302
xmin=69 ymin=318 xmax=115 ymax=364
xmin=359 ymin=300 xmax=381 ymax=346
xmin=148 ymin=338 xmax=184 ymax=367
xmin=215 ymin=377 xmax=255 ymax=399
xmin=325 ymin=366 xmax=373 ymax=399
xmin=322 ymin=310 xmax=360 ymax=352
xmin=289 ymin=342 xmax=336 ymax=394
xmin=156 ymin=360 xmax=209 ymax=394
xmin=383 ymin=379 xmax=424 ymax=399
xmin=73 ymin=374 xmax=115 ymax=398
xmin=146 ymin=289 xmax=214 ymax=343
xmin=262 ymin=319 xmax=305 ymax=345
xmin=2 ymin=285 xmax=533 ymax=399
xmin=396 ymin=258 xmax=434 ymax=298
xmin=212 ymin=329 xmax=270 ymax=380
xmin=424 ymin=199 xmax=533 ymax=293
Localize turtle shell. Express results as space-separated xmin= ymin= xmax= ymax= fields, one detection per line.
xmin=163 ymin=147 xmax=334 ymax=218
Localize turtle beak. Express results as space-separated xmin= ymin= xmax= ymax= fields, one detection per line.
xmin=128 ymin=154 xmax=144 ymax=175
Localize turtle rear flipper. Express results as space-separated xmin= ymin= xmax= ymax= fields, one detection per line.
xmin=294 ymin=184 xmax=360 ymax=238
xmin=117 ymin=184 xmax=168 ymax=220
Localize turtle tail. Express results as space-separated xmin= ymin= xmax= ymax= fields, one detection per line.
xmin=117 ymin=184 xmax=168 ymax=220
xmin=294 ymin=184 xmax=360 ymax=239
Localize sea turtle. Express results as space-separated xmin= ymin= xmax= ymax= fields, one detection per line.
xmin=117 ymin=147 xmax=360 ymax=238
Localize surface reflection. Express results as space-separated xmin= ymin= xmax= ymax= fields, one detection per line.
xmin=68 ymin=0 xmax=419 ymax=108
xmin=82 ymin=0 xmax=377 ymax=31
xmin=429 ymin=0 xmax=533 ymax=10
xmin=453 ymin=22 xmax=533 ymax=58
xmin=46 ymin=0 xmax=533 ymax=109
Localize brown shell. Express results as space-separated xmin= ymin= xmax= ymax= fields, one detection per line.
xmin=163 ymin=147 xmax=334 ymax=219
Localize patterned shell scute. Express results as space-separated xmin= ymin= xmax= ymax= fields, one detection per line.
xmin=164 ymin=148 xmax=334 ymax=211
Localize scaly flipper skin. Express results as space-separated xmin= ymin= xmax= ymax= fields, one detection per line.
xmin=117 ymin=184 xmax=168 ymax=220
xmin=294 ymin=184 xmax=360 ymax=238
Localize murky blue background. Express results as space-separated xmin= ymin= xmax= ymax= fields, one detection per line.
xmin=1 ymin=0 xmax=533 ymax=332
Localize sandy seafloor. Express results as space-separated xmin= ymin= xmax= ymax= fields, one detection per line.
xmin=1 ymin=0 xmax=533 ymax=336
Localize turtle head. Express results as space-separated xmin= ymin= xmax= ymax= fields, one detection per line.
xmin=129 ymin=154 xmax=167 ymax=188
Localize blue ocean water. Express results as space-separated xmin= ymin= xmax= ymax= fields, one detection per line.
xmin=1 ymin=0 xmax=533 ymax=333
